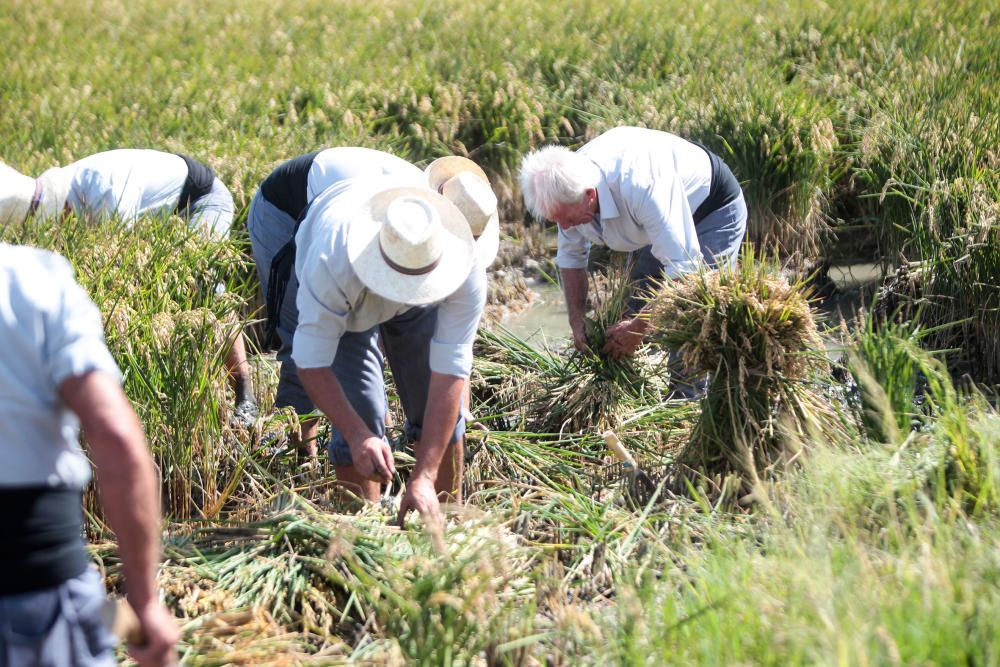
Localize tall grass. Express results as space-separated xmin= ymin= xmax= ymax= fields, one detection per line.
xmin=0 ymin=216 xmax=258 ymax=519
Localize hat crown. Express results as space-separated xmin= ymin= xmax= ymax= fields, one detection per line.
xmin=379 ymin=196 xmax=444 ymax=272
xmin=442 ymin=172 xmax=497 ymax=238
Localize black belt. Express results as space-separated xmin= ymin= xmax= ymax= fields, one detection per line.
xmin=690 ymin=142 xmax=742 ymax=225
xmin=175 ymin=153 xmax=216 ymax=215
xmin=0 ymin=486 xmax=88 ymax=595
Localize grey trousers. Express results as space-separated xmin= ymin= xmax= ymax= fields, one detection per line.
xmin=247 ymin=190 xmax=464 ymax=465
xmin=627 ymin=192 xmax=748 ymax=312
xmin=0 ymin=568 xmax=116 ymax=667
xmin=189 ymin=176 xmax=235 ymax=242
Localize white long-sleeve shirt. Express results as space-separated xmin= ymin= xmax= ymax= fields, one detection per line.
xmin=308 ymin=148 xmax=422 ymax=202
xmin=292 ymin=177 xmax=486 ymax=378
xmin=556 ymin=127 xmax=713 ymax=279
xmin=66 ymin=149 xmax=187 ymax=223
xmin=0 ymin=245 xmax=121 ymax=489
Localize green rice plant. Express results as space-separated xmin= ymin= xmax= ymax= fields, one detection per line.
xmin=847 ymin=320 xmax=1000 ymax=517
xmin=646 ymin=252 xmax=838 ymax=497
xmin=847 ymin=312 xmax=935 ymax=444
xmin=1 ymin=215 xmax=258 ymax=519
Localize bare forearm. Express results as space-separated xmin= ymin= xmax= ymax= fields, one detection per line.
xmin=414 ymin=372 xmax=464 ymax=483
xmin=561 ymin=268 xmax=588 ymax=331
xmin=298 ymin=366 xmax=373 ymax=446
xmin=60 ymin=373 xmax=162 ymax=613
xmin=91 ymin=430 xmax=162 ymax=613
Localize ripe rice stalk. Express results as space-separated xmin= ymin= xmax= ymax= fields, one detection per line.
xmin=646 ymin=253 xmax=838 ymax=498
xmin=118 ymin=504 xmax=541 ymax=660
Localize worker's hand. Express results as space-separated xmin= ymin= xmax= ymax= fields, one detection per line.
xmin=397 ymin=475 xmax=445 ymax=552
xmin=349 ymin=434 xmax=395 ymax=484
xmin=462 ymin=407 xmax=489 ymax=433
xmin=127 ymin=602 xmax=180 ymax=667
xmin=601 ymin=318 xmax=648 ymax=360
xmin=570 ymin=322 xmax=590 ymax=353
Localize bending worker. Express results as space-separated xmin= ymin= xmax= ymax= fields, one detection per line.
xmin=279 ymin=172 xmax=488 ymax=533
xmin=249 ymin=148 xmax=498 ymax=474
xmin=0 ymin=150 xmax=257 ymax=424
xmin=519 ymin=126 xmax=747 ymax=396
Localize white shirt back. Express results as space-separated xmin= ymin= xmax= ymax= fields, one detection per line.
xmin=556 ymin=127 xmax=713 ymax=278
xmin=66 ymin=149 xmax=187 ymax=223
xmin=307 ymin=148 xmax=424 ymax=203
xmin=0 ymin=245 xmax=121 ymax=489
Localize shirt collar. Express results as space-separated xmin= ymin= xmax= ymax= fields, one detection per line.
xmin=594 ymin=172 xmax=618 ymax=221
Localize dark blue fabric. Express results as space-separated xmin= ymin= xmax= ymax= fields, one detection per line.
xmin=0 ymin=568 xmax=116 ymax=666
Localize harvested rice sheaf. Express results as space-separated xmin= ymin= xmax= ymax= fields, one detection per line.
xmin=646 ymin=261 xmax=837 ymax=496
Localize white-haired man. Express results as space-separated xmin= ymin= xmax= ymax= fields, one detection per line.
xmin=283 ymin=174 xmax=486 ymax=533
xmin=249 ymin=148 xmax=498 ymax=469
xmin=1 ymin=150 xmax=256 ymax=425
xmin=0 ymin=244 xmax=178 ymax=666
xmin=519 ymin=126 xmax=747 ymax=394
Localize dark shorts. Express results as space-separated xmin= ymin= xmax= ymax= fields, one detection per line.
xmin=0 ymin=568 xmax=116 ymax=667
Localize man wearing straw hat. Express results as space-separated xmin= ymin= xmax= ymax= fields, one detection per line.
xmin=519 ymin=126 xmax=747 ymax=396
xmin=287 ymin=174 xmax=487 ymax=530
xmin=248 ymin=149 xmax=498 ymax=464
xmin=0 ymin=244 xmax=179 ymax=666
xmin=0 ymin=151 xmax=258 ymax=426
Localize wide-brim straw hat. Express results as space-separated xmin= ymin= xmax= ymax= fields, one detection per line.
xmin=346 ymin=186 xmax=475 ymax=306
xmin=425 ymin=156 xmax=500 ymax=267
xmin=0 ymin=162 xmax=37 ymax=225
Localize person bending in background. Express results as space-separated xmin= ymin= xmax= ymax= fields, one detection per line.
xmin=248 ymin=148 xmax=498 ymax=464
xmin=0 ymin=243 xmax=179 ymax=666
xmin=518 ymin=126 xmax=747 ymax=397
xmin=0 ymin=151 xmax=257 ymax=425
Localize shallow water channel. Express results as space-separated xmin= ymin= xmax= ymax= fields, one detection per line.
xmin=502 ymin=263 xmax=887 ymax=353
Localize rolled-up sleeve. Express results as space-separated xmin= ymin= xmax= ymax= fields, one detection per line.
xmin=44 ymin=257 xmax=121 ymax=387
xmin=628 ymin=172 xmax=702 ymax=279
xmin=292 ymin=246 xmax=350 ymax=369
xmin=555 ymin=226 xmax=591 ymax=270
xmin=429 ymin=266 xmax=486 ymax=377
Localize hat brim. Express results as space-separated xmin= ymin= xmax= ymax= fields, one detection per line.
xmin=425 ymin=157 xmax=490 ymax=192
xmin=346 ymin=187 xmax=476 ymax=306
xmin=475 ymin=211 xmax=500 ymax=267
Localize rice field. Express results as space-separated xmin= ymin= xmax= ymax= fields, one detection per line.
xmin=3 ymin=0 xmax=1000 ymax=663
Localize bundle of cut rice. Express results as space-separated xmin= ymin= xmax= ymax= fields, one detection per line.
xmin=646 ymin=258 xmax=836 ymax=498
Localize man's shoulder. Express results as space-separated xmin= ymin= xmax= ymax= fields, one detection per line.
xmin=0 ymin=245 xmax=78 ymax=314
xmin=0 ymin=244 xmax=74 ymax=281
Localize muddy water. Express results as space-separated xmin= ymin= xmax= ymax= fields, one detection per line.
xmin=501 ymin=281 xmax=569 ymax=346
xmin=502 ymin=264 xmax=887 ymax=349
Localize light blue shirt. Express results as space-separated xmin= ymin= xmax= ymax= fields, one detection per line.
xmin=292 ymin=177 xmax=486 ymax=378
xmin=0 ymin=245 xmax=121 ymax=489
xmin=307 ymin=147 xmax=424 ymax=203
xmin=556 ymin=127 xmax=713 ymax=279
xmin=66 ymin=149 xmax=187 ymax=223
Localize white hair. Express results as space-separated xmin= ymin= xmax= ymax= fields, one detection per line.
xmin=518 ymin=145 xmax=599 ymax=220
